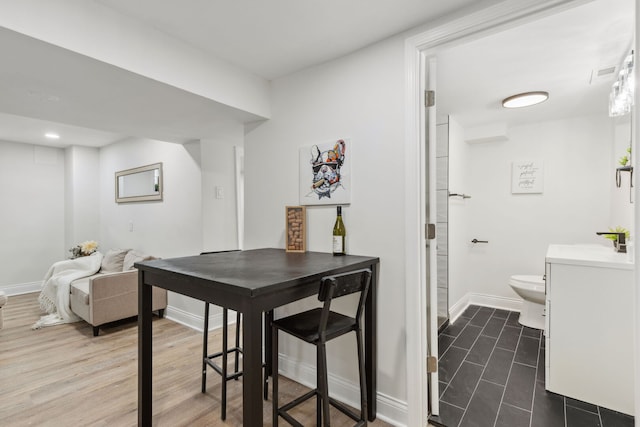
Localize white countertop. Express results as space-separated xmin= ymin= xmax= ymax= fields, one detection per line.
xmin=546 ymin=244 xmax=634 ymax=270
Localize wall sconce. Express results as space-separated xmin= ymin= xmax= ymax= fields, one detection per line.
xmin=609 ymin=50 xmax=634 ymax=117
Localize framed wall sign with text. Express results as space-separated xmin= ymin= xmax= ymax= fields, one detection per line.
xmin=512 ymin=160 xmax=544 ymax=194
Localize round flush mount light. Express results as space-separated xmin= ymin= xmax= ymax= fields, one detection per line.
xmin=502 ymin=91 xmax=549 ymax=108
xmin=45 ymin=133 xmax=60 ymax=140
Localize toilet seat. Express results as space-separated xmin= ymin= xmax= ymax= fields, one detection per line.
xmin=509 ymin=275 xmax=545 ymax=293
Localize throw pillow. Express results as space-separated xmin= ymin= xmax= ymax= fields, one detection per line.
xmin=123 ymin=250 xmax=153 ymax=271
xmin=101 ymin=248 xmax=131 ymax=273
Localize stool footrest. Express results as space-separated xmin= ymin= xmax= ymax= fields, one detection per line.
xmin=203 ymin=346 xmax=243 ymax=381
xmin=277 ymin=388 xmax=365 ymax=426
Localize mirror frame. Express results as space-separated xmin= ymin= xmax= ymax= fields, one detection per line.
xmin=115 ymin=162 xmax=163 ymax=203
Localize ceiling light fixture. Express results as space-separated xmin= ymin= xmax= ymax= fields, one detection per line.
xmin=45 ymin=133 xmax=60 ymax=139
xmin=502 ymin=91 xmax=549 ymax=108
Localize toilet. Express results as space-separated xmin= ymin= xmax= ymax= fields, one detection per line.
xmin=509 ymin=275 xmax=545 ymax=330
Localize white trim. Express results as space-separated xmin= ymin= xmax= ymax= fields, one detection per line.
xmin=0 ymin=281 xmax=41 ymax=296
xmin=449 ymin=293 xmax=523 ymax=324
xmin=403 ymin=1 xmax=587 ymax=425
xmin=468 ymin=293 xmax=523 ymax=313
xmin=633 ymin=4 xmax=639 ymax=416
xmin=277 ymin=352 xmax=407 ymax=426
xmin=164 ymin=304 xmax=237 ymax=332
xmin=448 ymin=293 xmax=471 ymax=324
xmin=234 ymin=146 xmax=245 ymax=250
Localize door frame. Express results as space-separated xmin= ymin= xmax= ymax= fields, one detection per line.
xmin=402 ymin=1 xmax=589 ymax=425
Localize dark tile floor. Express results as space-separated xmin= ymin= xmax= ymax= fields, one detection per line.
xmin=436 ymin=305 xmax=635 ymax=427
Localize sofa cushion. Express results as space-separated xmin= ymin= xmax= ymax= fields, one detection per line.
xmin=101 ymin=249 xmax=130 ymax=272
xmin=123 ymin=250 xmax=153 ymax=271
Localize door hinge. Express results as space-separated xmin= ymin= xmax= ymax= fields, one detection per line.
xmin=426 ymin=223 xmax=436 ymax=240
xmin=427 ymin=355 xmax=438 ymax=374
xmin=425 ymin=90 xmax=435 ymax=107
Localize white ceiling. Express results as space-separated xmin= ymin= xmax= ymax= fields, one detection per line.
xmin=95 ymin=0 xmax=494 ymax=80
xmin=0 ymin=0 xmax=634 ymax=148
xmin=437 ymin=0 xmax=635 ymax=129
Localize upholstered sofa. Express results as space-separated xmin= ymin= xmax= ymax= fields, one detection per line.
xmin=69 ymin=249 xmax=167 ymax=336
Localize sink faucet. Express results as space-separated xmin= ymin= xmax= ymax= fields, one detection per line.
xmin=596 ymin=232 xmax=627 ymax=253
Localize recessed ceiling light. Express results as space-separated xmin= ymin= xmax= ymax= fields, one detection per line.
xmin=502 ymin=91 xmax=549 ymax=108
xmin=45 ymin=133 xmax=60 ymax=139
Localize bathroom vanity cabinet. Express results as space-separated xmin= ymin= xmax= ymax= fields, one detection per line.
xmin=545 ymin=244 xmax=634 ymax=415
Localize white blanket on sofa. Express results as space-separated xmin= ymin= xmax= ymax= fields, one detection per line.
xmin=32 ymin=252 xmax=104 ymax=330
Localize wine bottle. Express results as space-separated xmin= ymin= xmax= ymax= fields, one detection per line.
xmin=332 ymin=206 xmax=346 ymax=256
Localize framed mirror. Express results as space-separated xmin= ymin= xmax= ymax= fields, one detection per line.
xmin=115 ymin=163 xmax=163 ymax=203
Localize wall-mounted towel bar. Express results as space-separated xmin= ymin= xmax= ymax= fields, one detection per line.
xmin=449 ymin=192 xmax=471 ymax=199
xmin=471 ymin=239 xmax=488 ymax=244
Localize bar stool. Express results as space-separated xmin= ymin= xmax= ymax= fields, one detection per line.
xmin=200 ymin=251 xmax=242 ymax=421
xmin=202 ymin=303 xmax=243 ymax=420
xmin=271 ymin=268 xmax=372 ymax=427
xmin=199 ymin=250 xmax=271 ymax=420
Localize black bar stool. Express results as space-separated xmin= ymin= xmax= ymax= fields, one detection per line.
xmin=200 ymin=251 xmax=243 ymax=421
xmin=199 ymin=250 xmax=272 ymax=420
xmin=202 ymin=303 xmax=243 ymax=420
xmin=271 ymin=268 xmax=372 ymax=427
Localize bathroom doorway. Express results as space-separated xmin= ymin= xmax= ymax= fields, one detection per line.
xmin=405 ymin=0 xmax=636 ymax=425
xmin=432 ymin=0 xmax=635 ymax=425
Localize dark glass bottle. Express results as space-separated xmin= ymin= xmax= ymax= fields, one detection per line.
xmin=332 ymin=206 xmax=346 ymax=256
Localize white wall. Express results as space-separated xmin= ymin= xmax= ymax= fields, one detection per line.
xmin=0 ymin=141 xmax=65 ymax=292
xmin=99 ymin=138 xmax=202 ymax=257
xmin=99 ymin=138 xmax=203 ymax=316
xmin=64 ymin=145 xmax=100 ymax=251
xmin=244 ymin=35 xmax=408 ymax=420
xmin=201 ymin=123 xmax=244 ymax=252
xmin=99 ymin=135 xmax=243 ymax=327
xmin=610 ymin=115 xmax=634 ymax=232
xmin=449 ymin=114 xmax=616 ymax=308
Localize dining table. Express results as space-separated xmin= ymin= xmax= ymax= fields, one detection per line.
xmin=135 ymin=248 xmax=379 ymax=426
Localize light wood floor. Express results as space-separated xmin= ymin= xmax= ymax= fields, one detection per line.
xmin=0 ymin=293 xmax=394 ymax=426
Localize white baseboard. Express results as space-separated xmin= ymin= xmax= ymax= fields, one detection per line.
xmin=450 ymin=292 xmax=522 ymax=323
xmin=167 ymin=308 xmax=407 ymax=425
xmin=164 ymin=305 xmax=237 ymax=333
xmin=277 ymin=353 xmax=407 ymax=426
xmin=449 ymin=293 xmax=471 ymax=323
xmin=0 ymin=281 xmax=41 ymax=296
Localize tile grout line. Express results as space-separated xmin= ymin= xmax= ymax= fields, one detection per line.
xmin=445 ymin=308 xmax=493 ymax=426
xmin=453 ymin=308 xmax=499 ymax=427
xmin=438 ymin=316 xmax=475 ymax=403
xmin=528 ymin=330 xmax=542 ymax=427
xmin=502 ymin=401 xmax=532 ymax=413
xmin=493 ymin=317 xmax=524 ymax=427
xmin=563 ymin=395 xmax=567 ymax=427
xmin=438 ymin=320 xmax=475 ymax=407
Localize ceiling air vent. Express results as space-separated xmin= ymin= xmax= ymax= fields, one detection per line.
xmin=590 ymin=66 xmax=617 ymax=84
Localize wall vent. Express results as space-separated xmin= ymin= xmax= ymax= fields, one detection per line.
xmin=590 ymin=66 xmax=617 ymax=84
xmin=597 ymin=66 xmax=616 ymax=76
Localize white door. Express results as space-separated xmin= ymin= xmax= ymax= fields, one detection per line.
xmin=423 ymin=55 xmax=440 ymax=419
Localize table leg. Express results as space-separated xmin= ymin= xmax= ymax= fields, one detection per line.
xmin=264 ymin=309 xmax=273 ymax=400
xmin=243 ymin=308 xmax=263 ymax=426
xmin=366 ymin=262 xmax=378 ymax=421
xmin=138 ymin=271 xmax=153 ymax=426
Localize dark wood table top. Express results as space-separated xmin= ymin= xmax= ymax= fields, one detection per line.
xmin=136 ymin=248 xmax=379 ymax=297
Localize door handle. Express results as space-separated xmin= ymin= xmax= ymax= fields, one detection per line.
xmin=471 ymin=239 xmax=488 ymax=244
